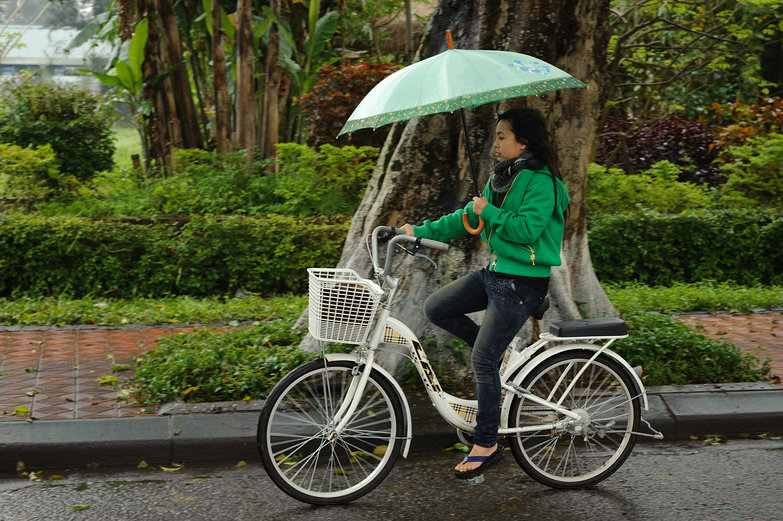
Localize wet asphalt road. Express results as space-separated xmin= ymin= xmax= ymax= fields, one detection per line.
xmin=1 ymin=438 xmax=782 ymax=521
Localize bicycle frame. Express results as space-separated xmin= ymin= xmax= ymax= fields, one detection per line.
xmin=321 ymin=227 xmax=656 ymax=455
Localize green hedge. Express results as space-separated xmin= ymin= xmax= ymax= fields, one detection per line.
xmin=0 ymin=213 xmax=348 ymax=298
xmin=2 ymin=209 xmax=781 ymax=298
xmin=589 ymin=210 xmax=783 ymax=285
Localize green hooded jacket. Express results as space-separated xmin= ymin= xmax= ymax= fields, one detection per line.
xmin=413 ymin=166 xmax=570 ymax=278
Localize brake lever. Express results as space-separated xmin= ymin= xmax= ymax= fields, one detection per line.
xmin=394 ymin=239 xmax=438 ymax=269
xmin=413 ymin=253 xmax=437 ymax=269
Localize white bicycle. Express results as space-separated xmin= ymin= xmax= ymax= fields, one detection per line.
xmin=257 ymin=226 xmax=662 ymax=505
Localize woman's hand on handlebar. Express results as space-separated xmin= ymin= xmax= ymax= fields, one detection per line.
xmin=401 ymin=224 xmax=415 ymax=236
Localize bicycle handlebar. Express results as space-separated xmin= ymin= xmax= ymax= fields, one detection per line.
xmin=371 ymin=226 xmax=449 ymax=280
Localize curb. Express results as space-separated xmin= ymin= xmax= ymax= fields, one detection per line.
xmin=2 ymin=383 xmax=782 ymax=470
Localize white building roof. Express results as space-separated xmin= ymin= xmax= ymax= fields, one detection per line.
xmin=1 ymin=24 xmax=111 ymax=67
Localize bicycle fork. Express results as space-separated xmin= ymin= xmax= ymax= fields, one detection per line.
xmin=323 ymin=349 xmax=377 ymax=440
xmin=325 ymin=305 xmax=392 ymax=439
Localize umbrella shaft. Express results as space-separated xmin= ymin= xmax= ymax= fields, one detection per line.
xmin=460 ymin=108 xmax=480 ymax=196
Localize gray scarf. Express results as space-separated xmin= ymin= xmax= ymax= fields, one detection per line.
xmin=490 ymin=150 xmax=543 ymax=194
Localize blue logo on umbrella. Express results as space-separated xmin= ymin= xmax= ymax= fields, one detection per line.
xmin=508 ymin=59 xmax=551 ymax=75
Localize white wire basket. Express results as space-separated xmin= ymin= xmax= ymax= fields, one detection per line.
xmin=307 ymin=268 xmax=384 ymax=345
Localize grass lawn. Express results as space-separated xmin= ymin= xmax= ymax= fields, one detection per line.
xmin=112 ymin=122 xmax=143 ymax=169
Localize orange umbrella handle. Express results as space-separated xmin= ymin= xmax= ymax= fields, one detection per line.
xmin=463 ymin=214 xmax=485 ymax=235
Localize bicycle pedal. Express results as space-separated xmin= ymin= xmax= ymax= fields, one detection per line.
xmin=466 ymin=474 xmax=485 ymax=486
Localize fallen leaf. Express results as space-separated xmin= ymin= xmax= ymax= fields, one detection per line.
xmin=137 ymin=460 xmax=149 ymax=469
xmin=704 ymin=435 xmax=728 ymax=445
xmin=70 ymin=505 xmax=89 ymax=511
xmin=49 ymin=475 xmax=64 ymax=480
xmin=160 ymin=462 xmax=184 ymax=472
xmin=372 ymin=445 xmax=387 ymax=457
xmin=235 ymin=461 xmax=247 ymax=468
xmin=183 ymin=386 xmax=199 ymax=396
xmin=13 ymin=406 xmax=30 ymax=416
xmin=350 ymin=451 xmax=373 ymax=463
xmin=98 ymin=375 xmax=118 ymax=385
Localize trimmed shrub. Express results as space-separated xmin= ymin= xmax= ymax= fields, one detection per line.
xmin=130 ymin=320 xmax=311 ymax=405
xmin=589 ymin=210 xmax=783 ymax=286
xmin=596 ymin=115 xmax=721 ymax=184
xmin=38 ymin=144 xmax=378 ymax=219
xmin=698 ymin=98 xmax=783 ymax=152
xmin=272 ymin=143 xmax=378 ymax=215
xmin=297 ymin=62 xmax=400 ymax=148
xmin=718 ymin=133 xmax=783 ymax=208
xmin=0 ymin=213 xmax=349 ymax=298
xmin=587 ymin=161 xmax=712 ymax=214
xmin=0 ymin=80 xmax=115 ymax=182
xmin=129 ymin=316 xmax=354 ymax=405
xmin=0 ymin=143 xmax=64 ymax=202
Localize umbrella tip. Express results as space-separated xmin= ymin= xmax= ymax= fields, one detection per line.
xmin=446 ymin=30 xmax=454 ymax=49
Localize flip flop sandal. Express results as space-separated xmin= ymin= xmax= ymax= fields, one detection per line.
xmin=454 ymin=445 xmax=505 ymax=480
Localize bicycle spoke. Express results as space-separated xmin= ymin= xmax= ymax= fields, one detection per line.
xmin=259 ymin=361 xmax=402 ymax=504
xmin=509 ymin=352 xmax=641 ymax=488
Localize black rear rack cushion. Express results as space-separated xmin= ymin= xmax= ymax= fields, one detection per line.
xmin=550 ymin=317 xmax=627 ymax=337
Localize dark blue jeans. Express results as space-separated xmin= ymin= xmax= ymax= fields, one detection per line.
xmin=424 ymin=268 xmax=545 ymax=448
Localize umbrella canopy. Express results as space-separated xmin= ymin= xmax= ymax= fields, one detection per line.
xmin=338 ymin=48 xmax=586 ymax=136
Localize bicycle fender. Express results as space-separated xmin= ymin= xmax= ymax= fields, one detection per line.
xmin=324 ymin=353 xmax=413 ymax=459
xmin=500 ymin=343 xmax=649 ymax=426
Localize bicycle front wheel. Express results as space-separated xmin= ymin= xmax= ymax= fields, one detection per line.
xmin=257 ymin=359 xmax=405 ymax=505
xmin=507 ymin=350 xmax=641 ymax=489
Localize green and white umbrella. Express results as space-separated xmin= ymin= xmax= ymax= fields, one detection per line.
xmin=339 ymin=33 xmax=586 ymax=233
xmin=339 ymin=48 xmax=586 ymax=136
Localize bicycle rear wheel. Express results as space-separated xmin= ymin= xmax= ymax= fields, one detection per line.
xmin=507 ymin=350 xmax=641 ymax=488
xmin=258 ymin=359 xmax=404 ymax=505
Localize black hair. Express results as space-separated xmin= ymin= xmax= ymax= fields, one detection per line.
xmin=497 ymin=107 xmax=562 ymax=181
xmin=497 ymin=107 xmax=567 ymax=218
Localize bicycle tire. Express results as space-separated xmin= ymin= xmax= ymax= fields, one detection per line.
xmin=507 ymin=350 xmax=641 ymax=489
xmin=258 ymin=359 xmax=405 ymax=505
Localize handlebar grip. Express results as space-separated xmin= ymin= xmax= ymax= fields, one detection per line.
xmin=417 ymin=237 xmax=449 ymax=251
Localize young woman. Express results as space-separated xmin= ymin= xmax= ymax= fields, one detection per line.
xmin=401 ymin=107 xmax=570 ymax=479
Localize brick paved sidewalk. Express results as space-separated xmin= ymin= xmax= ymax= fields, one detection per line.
xmin=1 ymin=313 xmax=781 ymax=422
xmin=0 ymin=327 xmax=201 ymax=422
xmin=676 ymin=312 xmax=782 ymax=385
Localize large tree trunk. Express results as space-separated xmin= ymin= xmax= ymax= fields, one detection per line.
xmin=301 ymin=0 xmax=614 ymax=378
xmin=260 ymin=0 xmax=282 ymax=160
xmin=154 ymin=0 xmax=202 ymax=150
xmin=211 ymin=0 xmax=231 ymax=153
xmin=236 ymin=0 xmax=257 ymax=159
xmin=141 ymin=1 xmax=172 ymax=170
